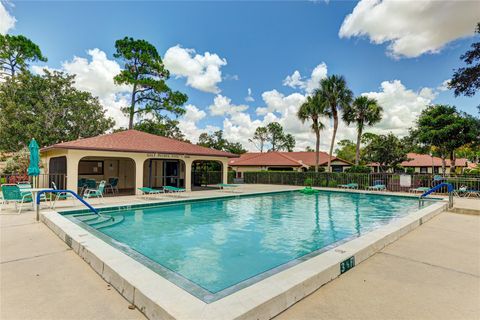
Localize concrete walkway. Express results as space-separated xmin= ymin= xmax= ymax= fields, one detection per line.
xmin=0 ymin=212 xmax=146 ymax=320
xmin=1 ymin=186 xmax=479 ymax=319
xmin=276 ymin=212 xmax=480 ymax=320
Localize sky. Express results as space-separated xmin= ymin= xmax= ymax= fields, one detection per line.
xmin=1 ymin=0 xmax=479 ymax=151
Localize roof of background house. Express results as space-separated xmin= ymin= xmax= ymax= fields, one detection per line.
xmin=369 ymin=153 xmax=468 ymax=167
xmin=41 ymin=130 xmax=238 ymax=158
xmin=229 ymin=151 xmax=352 ymax=167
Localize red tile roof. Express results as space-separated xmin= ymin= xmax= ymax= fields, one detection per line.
xmin=229 ymin=151 xmax=352 ymax=167
xmin=369 ymin=153 xmax=468 ymax=167
xmin=41 ymin=130 xmax=238 ymax=158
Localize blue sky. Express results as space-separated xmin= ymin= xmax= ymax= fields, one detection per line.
xmin=2 ymin=1 xmax=479 ymax=150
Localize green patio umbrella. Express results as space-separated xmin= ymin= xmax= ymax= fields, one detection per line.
xmin=27 ymin=139 xmax=40 ymax=183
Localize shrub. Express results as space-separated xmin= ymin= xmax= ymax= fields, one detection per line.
xmin=345 ymin=165 xmax=371 ymax=173
xmin=304 ymin=178 xmax=313 ymax=186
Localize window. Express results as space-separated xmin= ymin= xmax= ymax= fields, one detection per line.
xmin=78 ymin=160 xmax=104 ymax=175
xmin=332 ymin=165 xmax=343 ymax=173
xmin=420 ymin=167 xmax=428 ymax=173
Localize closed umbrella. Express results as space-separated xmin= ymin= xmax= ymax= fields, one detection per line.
xmin=27 ymin=139 xmax=40 ymax=187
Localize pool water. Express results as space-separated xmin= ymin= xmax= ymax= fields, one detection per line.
xmin=70 ymin=191 xmax=429 ymax=299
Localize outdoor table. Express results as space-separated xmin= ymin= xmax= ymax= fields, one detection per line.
xmin=25 ymin=188 xmax=49 ymax=211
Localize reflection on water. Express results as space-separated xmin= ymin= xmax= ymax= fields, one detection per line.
xmin=99 ymin=191 xmax=426 ymax=293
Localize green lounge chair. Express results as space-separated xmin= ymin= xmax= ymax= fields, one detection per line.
xmin=138 ymin=187 xmax=164 ymax=198
xmin=409 ymin=187 xmax=430 ymax=194
xmin=338 ymin=183 xmax=358 ymax=189
xmin=1 ymin=184 xmax=33 ymax=214
xmin=163 ymin=186 xmax=186 ymax=197
xmin=83 ymin=180 xmax=105 ymax=200
xmin=368 ymin=184 xmax=386 ymax=191
xmin=216 ymin=183 xmax=241 ymax=193
xmin=51 ymin=181 xmax=76 ymax=208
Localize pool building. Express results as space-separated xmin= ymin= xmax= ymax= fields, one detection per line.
xmin=40 ymin=130 xmax=238 ymax=194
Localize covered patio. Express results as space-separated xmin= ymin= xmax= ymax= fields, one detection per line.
xmin=40 ymin=130 xmax=237 ymax=195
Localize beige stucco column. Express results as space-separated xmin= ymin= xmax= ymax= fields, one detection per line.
xmin=221 ymin=159 xmax=229 ymax=184
xmin=184 ymin=158 xmax=193 ymax=192
xmin=134 ymin=158 xmax=145 ymax=195
xmin=66 ymin=151 xmax=81 ymax=192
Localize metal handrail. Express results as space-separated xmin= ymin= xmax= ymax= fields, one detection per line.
xmin=419 ymin=183 xmax=454 ymax=208
xmin=36 ymin=189 xmax=99 ymax=221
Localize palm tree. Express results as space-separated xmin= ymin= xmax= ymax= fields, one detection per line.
xmin=297 ymin=91 xmax=328 ymax=172
xmin=343 ymin=96 xmax=383 ymax=165
xmin=319 ymin=75 xmax=353 ymax=172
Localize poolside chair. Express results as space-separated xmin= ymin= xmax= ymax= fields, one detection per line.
xmin=78 ymin=178 xmax=87 ymax=195
xmin=338 ymin=183 xmax=358 ymax=189
xmin=409 ymin=187 xmax=430 ymax=194
xmin=368 ymin=180 xmax=386 ymax=191
xmin=466 ymin=189 xmax=480 ymax=198
xmin=453 ymin=186 xmax=468 ymax=197
xmin=83 ymin=180 xmax=105 ymax=201
xmin=106 ymin=177 xmax=119 ymax=194
xmin=1 ymin=184 xmax=33 ymax=214
xmin=163 ymin=186 xmax=186 ymax=197
xmin=138 ymin=187 xmax=164 ymax=199
xmin=51 ymin=181 xmax=76 ymax=209
xmin=216 ymin=183 xmax=241 ymax=193
xmin=17 ymin=182 xmax=48 ymax=203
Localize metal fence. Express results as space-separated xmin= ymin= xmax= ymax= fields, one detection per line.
xmin=0 ymin=173 xmax=67 ymax=189
xmin=243 ymin=171 xmax=480 ymax=194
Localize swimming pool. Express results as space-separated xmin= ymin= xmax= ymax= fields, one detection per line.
xmin=64 ymin=190 xmax=432 ymax=302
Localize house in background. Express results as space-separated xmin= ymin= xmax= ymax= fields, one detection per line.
xmin=369 ymin=153 xmax=470 ymax=174
xmin=229 ymin=151 xmax=352 ymax=178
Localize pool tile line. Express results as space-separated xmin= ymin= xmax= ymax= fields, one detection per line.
xmin=41 ymin=192 xmax=447 ymax=320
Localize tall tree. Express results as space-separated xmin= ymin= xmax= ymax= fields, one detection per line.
xmin=414 ymin=105 xmax=479 ymax=173
xmin=342 ymin=96 xmax=383 ymax=165
xmin=197 ymin=130 xmax=246 ymax=154
xmin=0 ymin=34 xmax=47 ymax=79
xmin=249 ymin=126 xmax=269 ymax=152
xmin=133 ymin=115 xmax=188 ymax=142
xmin=282 ymin=134 xmax=296 ymax=152
xmin=113 ymin=37 xmax=188 ymax=129
xmin=449 ymin=23 xmax=480 ymax=97
xmin=297 ymin=92 xmax=328 ymax=172
xmin=318 ymin=75 xmax=353 ymax=171
xmin=362 ymin=133 xmax=409 ymax=172
xmin=0 ymin=71 xmax=114 ymax=151
xmin=334 ymin=139 xmax=356 ymax=164
xmin=266 ymin=122 xmax=296 ymax=152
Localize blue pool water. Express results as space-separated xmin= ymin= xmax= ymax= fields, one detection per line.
xmin=70 ymin=191 xmax=429 ymax=299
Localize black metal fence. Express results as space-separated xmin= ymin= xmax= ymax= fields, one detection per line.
xmin=243 ymin=171 xmax=480 ymax=193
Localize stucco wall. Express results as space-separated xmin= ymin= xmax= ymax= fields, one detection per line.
xmin=41 ymin=148 xmax=231 ymax=193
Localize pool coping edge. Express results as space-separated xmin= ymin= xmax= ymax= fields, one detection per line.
xmin=41 ymin=194 xmax=447 ymax=320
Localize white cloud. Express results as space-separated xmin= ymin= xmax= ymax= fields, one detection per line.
xmin=259 ymin=89 xmax=306 ymax=116
xmin=208 ymin=94 xmax=249 ymax=116
xmin=206 ymin=80 xmax=435 ymax=152
xmin=438 ymin=79 xmax=451 ymax=92
xmin=163 ymin=45 xmax=227 ymax=93
xmin=32 ymin=49 xmax=131 ymax=128
xmin=177 ymin=104 xmax=217 ymax=142
xmin=282 ymin=62 xmax=328 ymax=93
xmin=0 ymin=2 xmax=16 ymax=34
xmin=245 ymin=88 xmax=255 ymax=102
xmin=339 ymin=0 xmax=480 ymax=58
xmin=362 ymin=80 xmax=436 ymax=136
xmin=283 ymin=70 xmax=303 ymax=88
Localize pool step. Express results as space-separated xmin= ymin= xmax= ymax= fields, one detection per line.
xmin=72 ymin=213 xmax=124 ymax=230
xmin=95 ymin=215 xmax=125 ymax=230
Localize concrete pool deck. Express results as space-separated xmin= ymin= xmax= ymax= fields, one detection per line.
xmin=1 ymin=185 xmax=479 ymax=319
